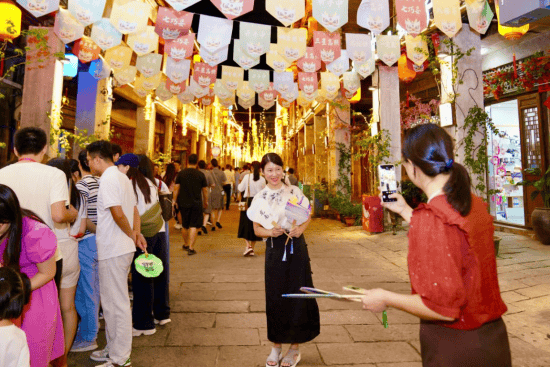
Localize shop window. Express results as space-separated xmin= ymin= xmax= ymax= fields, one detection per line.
xmin=486 ymin=100 xmax=525 ymax=225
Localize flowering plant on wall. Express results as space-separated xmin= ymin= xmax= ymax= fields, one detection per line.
xmin=399 ymin=94 xmax=440 ymax=130
xmin=483 ymin=51 xmax=550 ymax=100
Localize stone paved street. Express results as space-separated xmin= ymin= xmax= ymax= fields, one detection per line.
xmin=69 ymin=206 xmax=550 ymax=367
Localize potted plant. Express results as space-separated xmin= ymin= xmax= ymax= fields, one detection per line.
xmin=312 ymin=181 xmax=330 ymax=217
xmin=328 ymin=191 xmax=345 ymax=221
xmin=335 ymin=199 xmax=361 ymax=226
xmin=517 ymin=166 xmax=550 ymax=245
xmin=352 ymin=115 xmax=392 ymax=233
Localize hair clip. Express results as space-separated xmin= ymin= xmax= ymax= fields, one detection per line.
xmin=445 ymin=159 xmax=454 ymax=169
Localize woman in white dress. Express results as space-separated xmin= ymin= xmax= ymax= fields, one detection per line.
xmin=249 ymin=153 xmax=320 ymax=367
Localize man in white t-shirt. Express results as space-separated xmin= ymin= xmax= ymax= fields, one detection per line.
xmin=86 ymin=141 xmax=146 ymax=367
xmin=0 ymin=127 xmax=77 ymax=287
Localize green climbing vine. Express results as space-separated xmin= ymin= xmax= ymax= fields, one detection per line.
xmin=417 ymin=36 xmax=475 ymax=103
xmin=0 ymin=28 xmax=64 ymax=99
xmin=460 ymin=106 xmax=499 ymax=197
xmin=49 ymin=101 xmax=115 ymax=156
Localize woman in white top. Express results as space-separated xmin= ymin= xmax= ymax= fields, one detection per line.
xmin=46 ymin=158 xmax=85 ymax=363
xmin=249 ymin=153 xmax=319 ymax=367
xmin=237 ymin=161 xmax=266 ymax=256
xmin=117 ymin=154 xmax=170 ymax=337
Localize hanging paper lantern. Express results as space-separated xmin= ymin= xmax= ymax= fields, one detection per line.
xmin=277 ymin=28 xmax=307 ymax=63
xmin=266 ymin=0 xmax=305 ymax=27
xmin=495 ymin=2 xmax=528 ymax=40
xmin=136 ymin=53 xmax=163 ymax=78
xmin=109 ymin=0 xmax=149 ymax=35
xmin=114 ymin=66 xmax=137 ymax=85
xmin=0 ymin=1 xmax=21 ymax=41
xmin=297 ymin=47 xmax=321 ymax=72
xmin=266 ymin=44 xmax=290 ymax=72
xmin=68 ymin=0 xmax=107 ymax=27
xmin=105 ymin=44 xmax=133 ymax=70
xmin=348 ymin=88 xmax=361 ymax=103
xmin=127 ymin=26 xmax=158 ymax=56
xmin=237 ymin=82 xmax=255 ymax=101
xmin=17 ymin=0 xmax=58 ymax=19
xmin=249 ymin=69 xmax=270 ymax=93
xmin=312 ymin=0 xmax=347 ymax=32
xmin=239 ymin=22 xmax=270 ymax=58
xmin=193 ymin=63 xmax=217 ymax=88
xmin=233 ymin=40 xmax=260 ymax=69
xmin=398 ymin=54 xmax=416 ymax=83
xmin=210 ymin=0 xmax=255 ymax=20
xmin=73 ymin=36 xmax=101 ymax=63
xmin=91 ymin=18 xmax=123 ymax=51
xmin=54 ymin=9 xmax=85 ymax=44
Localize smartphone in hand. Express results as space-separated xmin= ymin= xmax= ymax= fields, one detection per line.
xmin=378 ymin=164 xmax=397 ymax=202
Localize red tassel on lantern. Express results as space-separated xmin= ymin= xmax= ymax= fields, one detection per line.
xmin=406 ymin=91 xmax=410 ymax=107
xmin=513 ymin=53 xmax=517 ymax=78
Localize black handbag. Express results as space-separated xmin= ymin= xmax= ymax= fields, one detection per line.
xmin=157 ymin=180 xmax=174 ymax=222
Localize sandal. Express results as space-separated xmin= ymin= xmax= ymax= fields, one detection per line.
xmin=266 ymin=347 xmax=282 ymax=367
xmin=243 ymin=246 xmax=254 ymax=256
xmin=280 ymin=348 xmax=300 ymax=367
xmin=182 ymin=244 xmax=189 ymax=250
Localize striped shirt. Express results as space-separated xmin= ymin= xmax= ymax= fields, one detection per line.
xmin=76 ymin=174 xmax=99 ymax=239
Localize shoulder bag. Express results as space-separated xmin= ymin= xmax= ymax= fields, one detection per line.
xmin=157 ymin=179 xmax=174 ymax=222
xmin=141 ymin=201 xmax=164 ymax=237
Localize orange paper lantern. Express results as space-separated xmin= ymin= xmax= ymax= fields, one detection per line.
xmin=398 ymin=54 xmax=416 ymax=83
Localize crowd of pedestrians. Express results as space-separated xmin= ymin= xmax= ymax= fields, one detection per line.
xmin=0 ymin=123 xmax=512 ymax=367
xmin=0 ymin=125 xmax=343 ymax=367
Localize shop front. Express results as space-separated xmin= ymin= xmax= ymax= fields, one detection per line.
xmin=486 ymin=93 xmax=547 ymax=227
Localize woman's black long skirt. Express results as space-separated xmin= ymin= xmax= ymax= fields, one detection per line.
xmin=238 ymin=197 xmax=262 ymax=241
xmin=265 ymin=233 xmax=320 ymax=344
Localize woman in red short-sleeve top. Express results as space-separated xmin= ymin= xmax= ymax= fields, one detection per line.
xmin=361 ymin=123 xmax=511 ymax=367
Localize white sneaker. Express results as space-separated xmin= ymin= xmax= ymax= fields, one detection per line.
xmin=90 ymin=348 xmax=110 ymax=362
xmin=95 ymin=358 xmax=132 ymax=367
xmin=154 ymin=318 xmax=172 ymax=326
xmin=174 ymin=223 xmax=182 ymax=230
xmin=132 ymin=327 xmax=156 ymax=336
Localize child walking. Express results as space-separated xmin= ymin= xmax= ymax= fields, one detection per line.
xmin=0 ymin=267 xmax=32 ymax=367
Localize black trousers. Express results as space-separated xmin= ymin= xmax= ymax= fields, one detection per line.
xmin=223 ymin=184 xmax=231 ymax=210
xmin=131 ymin=231 xmax=170 ymax=330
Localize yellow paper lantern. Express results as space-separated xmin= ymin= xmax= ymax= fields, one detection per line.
xmin=495 ymin=2 xmax=529 ymax=40
xmin=349 ymin=87 xmax=361 ymax=103
xmin=398 ymin=54 xmax=416 ymax=83
xmin=0 ymin=1 xmax=21 ymax=42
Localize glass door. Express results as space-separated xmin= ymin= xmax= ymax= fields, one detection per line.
xmin=486 ymin=100 xmax=525 ymax=225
